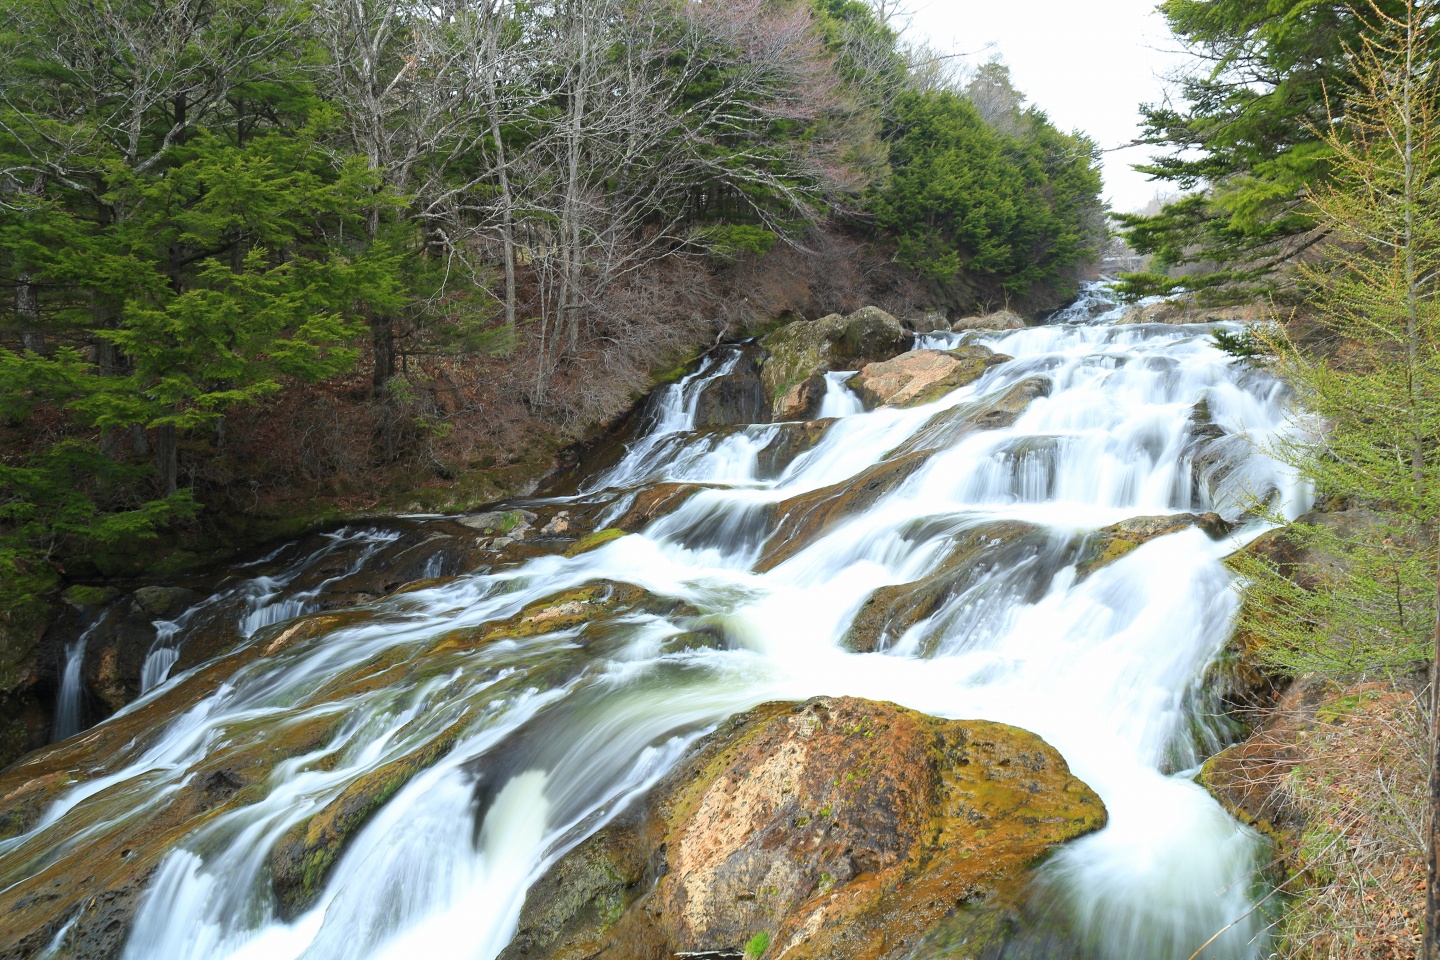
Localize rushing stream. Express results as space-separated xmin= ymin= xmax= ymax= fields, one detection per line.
xmin=8 ymin=284 xmax=1308 ymax=959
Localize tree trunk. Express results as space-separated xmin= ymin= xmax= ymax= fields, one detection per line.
xmin=372 ymin=315 xmax=396 ymax=396
xmin=17 ymin=272 xmax=47 ymax=355
xmin=1428 ymin=543 xmax=1440 ymax=959
xmin=481 ymin=24 xmax=517 ymax=333
xmin=155 ymin=423 xmax=178 ymax=496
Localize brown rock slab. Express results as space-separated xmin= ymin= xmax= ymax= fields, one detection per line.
xmin=847 ymin=347 xmax=1009 ymax=409
xmin=951 ymin=309 xmax=1026 ymax=332
xmin=775 ymin=374 xmax=827 ymax=422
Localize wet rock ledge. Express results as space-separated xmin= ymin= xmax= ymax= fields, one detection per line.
xmin=500 ymin=696 xmax=1105 ymax=960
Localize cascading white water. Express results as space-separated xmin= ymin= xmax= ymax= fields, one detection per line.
xmin=12 ymin=283 xmax=1309 ymax=960
xmin=818 ymin=371 xmax=864 ymax=417
xmin=136 ymin=528 xmax=404 ymax=695
xmin=51 ymin=615 xmax=105 ymax=742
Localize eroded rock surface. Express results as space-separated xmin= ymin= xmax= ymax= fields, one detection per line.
xmin=499 ymin=696 xmax=1105 ymax=960
xmin=847 ymin=347 xmax=1009 ymax=409
xmin=951 ymin=309 xmax=1026 ymax=332
xmin=845 ymin=521 xmax=1063 ymax=654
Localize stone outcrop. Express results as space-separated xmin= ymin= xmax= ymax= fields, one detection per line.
xmin=1074 ymin=512 xmax=1231 ymax=581
xmin=695 ymin=347 xmax=771 ymax=428
xmin=950 ymin=309 xmax=1026 ymax=332
xmin=498 ymin=696 xmax=1105 ymax=960
xmin=760 ymin=308 xmax=912 ymax=415
xmin=1118 ymin=299 xmax=1266 ymax=326
xmin=846 ymin=346 xmax=1010 ymax=409
xmin=775 ymin=373 xmax=827 ymax=422
xmin=902 ymin=308 xmax=950 ymax=333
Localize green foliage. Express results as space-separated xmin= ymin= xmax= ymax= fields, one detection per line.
xmin=873 ymin=89 xmax=1104 ymax=303
xmin=0 ymin=440 xmax=196 ymax=609
xmin=1211 ymin=327 xmax=1266 ymax=361
xmin=1232 ymin=4 xmax=1440 ymax=682
xmin=1232 ymin=520 xmax=1433 ymax=677
xmin=744 ymin=931 xmax=772 ymax=959
xmin=1119 ymin=0 xmax=1422 ymax=294
xmin=698 ymin=224 xmax=778 ymax=261
xmin=0 ymin=0 xmax=1111 ymax=613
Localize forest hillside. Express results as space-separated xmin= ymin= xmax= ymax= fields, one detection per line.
xmin=0 ymin=0 xmax=1104 ymax=606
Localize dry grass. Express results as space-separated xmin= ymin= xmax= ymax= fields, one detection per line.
xmin=1236 ymin=681 xmax=1429 ymax=959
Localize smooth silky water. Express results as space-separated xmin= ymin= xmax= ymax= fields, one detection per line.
xmin=14 ymin=283 xmax=1308 ymax=959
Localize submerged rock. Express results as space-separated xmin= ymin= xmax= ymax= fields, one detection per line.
xmin=892 ymin=376 xmax=1053 ymax=459
xmin=756 ymin=378 xmax=1054 ymax=572
xmin=757 ymin=453 xmax=929 ymax=572
xmin=613 ymin=483 xmax=709 ymax=531
xmin=499 ymin=696 xmax=1105 ymax=960
xmin=847 ymin=346 xmax=1009 ymax=409
xmin=756 ymin=420 xmax=833 ymax=479
xmin=759 ymin=308 xmax=912 ymax=415
xmin=844 ymin=521 xmax=1058 ymax=653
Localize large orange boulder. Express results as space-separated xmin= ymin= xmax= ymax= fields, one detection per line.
xmin=499 ymin=696 xmax=1105 ymax=960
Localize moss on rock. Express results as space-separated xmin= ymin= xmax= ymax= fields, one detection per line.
xmin=500 ymin=697 xmax=1104 ymax=960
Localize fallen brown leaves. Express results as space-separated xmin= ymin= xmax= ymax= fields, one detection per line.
xmin=1254 ymin=681 xmax=1428 ymax=959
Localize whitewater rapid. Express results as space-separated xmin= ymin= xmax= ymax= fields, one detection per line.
xmin=17 ymin=286 xmax=1307 ymax=959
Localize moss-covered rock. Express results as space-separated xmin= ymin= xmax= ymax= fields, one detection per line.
xmin=433 ymin=581 xmax=696 ymax=655
xmin=563 ymin=528 xmax=628 ymax=557
xmin=499 ymin=696 xmax=1105 ymax=960
xmin=0 ymin=597 xmax=55 ymax=768
xmin=759 ymin=308 xmax=912 ymax=415
xmin=1074 ymin=512 xmax=1231 ymax=581
xmin=270 ymin=724 xmax=467 ymax=919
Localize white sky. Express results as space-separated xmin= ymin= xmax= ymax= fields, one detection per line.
xmin=905 ymin=0 xmax=1190 ymax=213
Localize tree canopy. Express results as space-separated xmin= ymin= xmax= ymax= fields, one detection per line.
xmin=0 ymin=0 xmax=1105 ymax=610
xmin=1116 ymin=0 xmax=1423 ymax=299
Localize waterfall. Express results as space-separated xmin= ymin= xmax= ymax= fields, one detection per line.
xmin=818 ymin=371 xmax=864 ymax=418
xmin=51 ymin=615 xmax=105 ymax=742
xmin=8 ymin=283 xmax=1308 ymax=960
xmin=136 ymin=528 xmax=404 ymax=696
